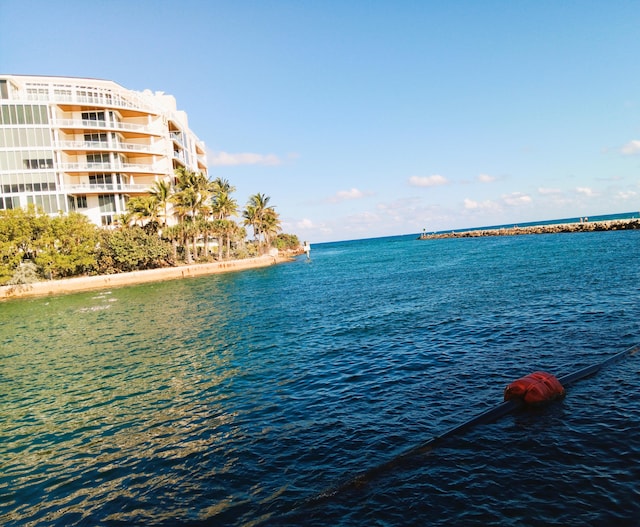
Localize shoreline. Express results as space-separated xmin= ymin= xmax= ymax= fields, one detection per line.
xmin=0 ymin=254 xmax=294 ymax=301
xmin=418 ymin=218 xmax=640 ymax=240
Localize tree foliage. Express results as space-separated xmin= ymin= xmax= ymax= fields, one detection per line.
xmin=273 ymin=233 xmax=300 ymax=251
xmin=96 ymin=227 xmax=174 ymax=274
xmin=34 ymin=213 xmax=100 ymax=279
xmin=0 ymin=176 xmax=302 ymax=286
xmin=242 ymin=192 xmax=282 ymax=253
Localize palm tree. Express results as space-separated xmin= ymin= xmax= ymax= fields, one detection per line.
xmin=179 ymin=220 xmax=197 ymax=264
xmin=211 ymin=186 xmax=238 ymax=220
xmin=149 ymin=179 xmax=172 ymax=227
xmin=198 ymin=218 xmax=218 ymax=260
xmin=231 ymin=221 xmax=247 ymax=258
xmin=126 ymin=196 xmax=158 ymax=228
xmin=242 ymin=204 xmax=258 ymax=243
xmin=211 ymin=219 xmax=226 ymax=260
xmin=174 ymin=168 xmax=212 ymax=220
xmin=211 ymin=177 xmax=236 ymax=204
xmin=114 ymin=210 xmax=135 ymax=229
xmin=243 ymin=193 xmax=271 ymax=251
xmin=211 ymin=177 xmax=239 ymax=259
xmin=261 ymin=207 xmax=282 ymax=248
xmin=160 ymin=224 xmax=181 ymax=262
xmin=171 ymin=168 xmax=215 ymax=262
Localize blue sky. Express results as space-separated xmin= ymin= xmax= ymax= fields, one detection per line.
xmin=1 ymin=0 xmax=639 ymax=242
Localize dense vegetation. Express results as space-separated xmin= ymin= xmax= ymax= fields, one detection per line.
xmin=0 ymin=170 xmax=301 ymax=286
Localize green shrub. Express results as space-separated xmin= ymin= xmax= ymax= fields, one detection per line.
xmin=97 ymin=227 xmax=174 ymax=274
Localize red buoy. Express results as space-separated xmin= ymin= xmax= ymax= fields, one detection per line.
xmin=504 ymin=371 xmax=565 ymax=406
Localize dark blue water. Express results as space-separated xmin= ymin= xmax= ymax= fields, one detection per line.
xmin=2 ymin=231 xmax=639 ymax=526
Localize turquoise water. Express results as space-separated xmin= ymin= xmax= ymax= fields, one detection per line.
xmin=1 ymin=230 xmax=639 ymax=526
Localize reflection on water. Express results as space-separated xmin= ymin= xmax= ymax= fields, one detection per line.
xmin=2 ymin=231 xmax=640 ymax=526
xmin=1 ymin=278 xmax=246 ymax=525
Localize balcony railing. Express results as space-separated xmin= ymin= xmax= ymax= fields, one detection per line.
xmin=170 ymin=131 xmax=185 ymax=147
xmin=195 ymin=140 xmax=206 ymax=155
xmin=54 ymin=118 xmax=155 ymax=134
xmin=59 ymin=162 xmax=159 ymax=173
xmin=26 ymin=91 xmax=156 ymax=114
xmin=55 ymin=140 xmax=157 ymax=154
xmin=65 ymin=184 xmax=150 ymax=194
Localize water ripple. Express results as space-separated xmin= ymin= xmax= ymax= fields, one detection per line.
xmin=1 ymin=231 xmax=639 ymax=526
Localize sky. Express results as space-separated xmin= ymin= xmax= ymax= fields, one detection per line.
xmin=1 ymin=0 xmax=639 ymax=242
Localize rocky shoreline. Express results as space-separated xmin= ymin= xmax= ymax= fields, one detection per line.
xmin=418 ymin=218 xmax=640 ymax=240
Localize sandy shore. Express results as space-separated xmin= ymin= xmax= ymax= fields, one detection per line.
xmin=418 ymin=218 xmax=640 ymax=240
xmin=0 ymin=255 xmax=293 ymax=301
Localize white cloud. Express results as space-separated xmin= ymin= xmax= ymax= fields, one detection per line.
xmin=538 ymin=187 xmax=562 ymax=195
xmin=296 ymin=218 xmax=315 ymax=229
xmin=502 ymin=192 xmax=532 ymax=206
xmin=477 ymin=173 xmax=496 ymax=183
xmin=617 ymin=190 xmax=637 ymax=199
xmin=621 ymin=140 xmax=640 ymax=155
xmin=328 ymin=188 xmax=371 ymax=203
xmin=576 ymin=187 xmax=595 ymax=196
xmin=208 ymin=151 xmax=282 ymax=166
xmin=464 ymin=198 xmax=499 ymax=211
xmin=408 ymin=174 xmax=449 ymax=187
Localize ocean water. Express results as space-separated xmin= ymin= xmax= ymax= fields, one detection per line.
xmin=1 ymin=230 xmax=639 ymax=526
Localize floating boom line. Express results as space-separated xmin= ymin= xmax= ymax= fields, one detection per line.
xmin=291 ymin=342 xmax=640 ymax=513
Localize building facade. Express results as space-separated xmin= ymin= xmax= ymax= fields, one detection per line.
xmin=0 ymin=75 xmax=207 ymax=226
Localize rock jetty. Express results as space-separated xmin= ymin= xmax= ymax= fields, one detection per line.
xmin=418 ymin=218 xmax=640 ymax=240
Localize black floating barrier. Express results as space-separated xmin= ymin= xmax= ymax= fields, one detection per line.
xmin=299 ymin=343 xmax=640 ymax=508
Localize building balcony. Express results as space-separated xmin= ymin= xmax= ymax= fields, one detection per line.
xmin=65 ymin=183 xmax=150 ymax=195
xmin=54 ymin=119 xmax=162 ymax=137
xmin=55 ymin=140 xmax=158 ymax=155
xmin=170 ymin=131 xmax=185 ymax=148
xmin=59 ymin=162 xmax=163 ymax=175
xmin=26 ymin=91 xmax=157 ymax=116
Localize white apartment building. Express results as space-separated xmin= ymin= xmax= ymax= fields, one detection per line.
xmin=0 ymin=74 xmax=207 ymax=226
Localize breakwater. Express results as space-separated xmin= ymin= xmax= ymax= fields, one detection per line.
xmin=418 ymin=218 xmax=640 ymax=240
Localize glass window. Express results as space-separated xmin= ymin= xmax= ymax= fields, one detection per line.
xmin=89 ymin=174 xmax=113 ymax=186
xmin=54 ymin=88 xmax=72 ymax=98
xmin=37 ymin=105 xmax=48 ymax=124
xmin=81 ymin=111 xmax=105 ymax=121
xmin=84 ymin=133 xmax=108 ymax=144
xmin=0 ymin=197 xmax=19 ymax=210
xmin=16 ymin=106 xmax=25 ymax=124
xmin=87 ymin=153 xmax=109 ymax=163
xmin=24 ymin=106 xmax=33 ymax=123
xmin=101 ymin=215 xmax=114 ymax=226
xmin=0 ymin=104 xmax=48 ymax=125
xmin=99 ymin=194 xmax=116 ymax=213
xmin=23 ymin=158 xmax=54 ymax=169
